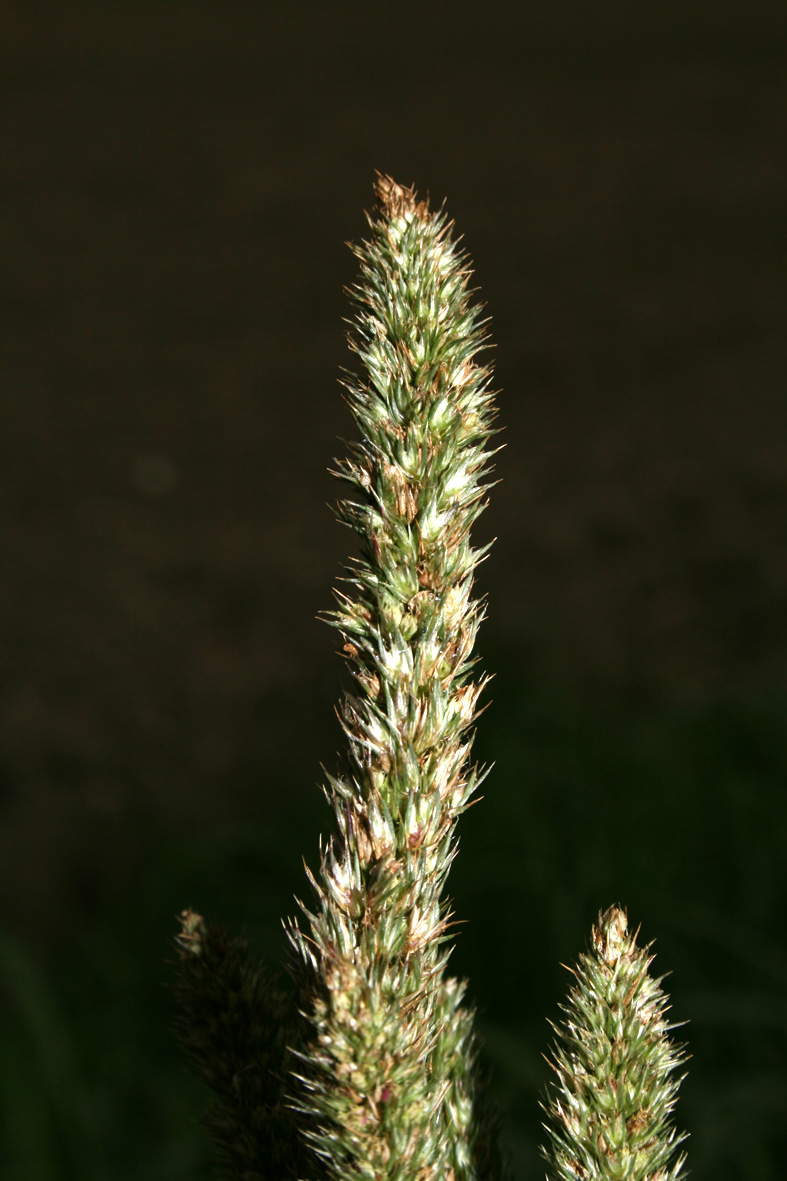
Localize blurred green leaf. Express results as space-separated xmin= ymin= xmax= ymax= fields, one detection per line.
xmin=0 ymin=929 xmax=102 ymax=1181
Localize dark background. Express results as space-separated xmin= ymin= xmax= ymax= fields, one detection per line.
xmin=1 ymin=2 xmax=785 ymax=1178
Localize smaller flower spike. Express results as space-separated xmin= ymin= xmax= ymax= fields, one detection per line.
xmin=286 ymin=176 xmax=504 ymax=1181
xmin=171 ymin=910 xmax=306 ymax=1180
xmin=542 ymin=907 xmax=688 ymax=1181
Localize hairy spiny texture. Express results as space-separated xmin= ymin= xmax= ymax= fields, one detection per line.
xmin=542 ymin=907 xmax=688 ymax=1181
xmin=172 ymin=910 xmax=307 ymax=1180
xmin=287 ymin=176 xmax=502 ymax=1181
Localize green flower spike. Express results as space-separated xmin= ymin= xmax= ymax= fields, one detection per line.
xmin=542 ymin=906 xmax=688 ymax=1181
xmin=286 ymin=175 xmax=504 ymax=1181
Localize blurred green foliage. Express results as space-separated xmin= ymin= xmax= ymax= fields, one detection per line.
xmin=1 ymin=672 xmax=785 ymax=1180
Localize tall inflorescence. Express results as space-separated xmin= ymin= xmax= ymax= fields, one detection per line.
xmin=287 ymin=175 xmax=503 ymax=1181
xmin=542 ymin=906 xmax=688 ymax=1181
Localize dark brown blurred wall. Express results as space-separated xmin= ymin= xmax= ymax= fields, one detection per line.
xmin=1 ymin=1 xmax=785 ymax=956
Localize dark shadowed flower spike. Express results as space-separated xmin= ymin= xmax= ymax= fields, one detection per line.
xmin=172 ymin=908 xmax=309 ymax=1179
xmin=542 ymin=906 xmax=688 ymax=1181
xmin=286 ymin=175 xmax=504 ymax=1181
